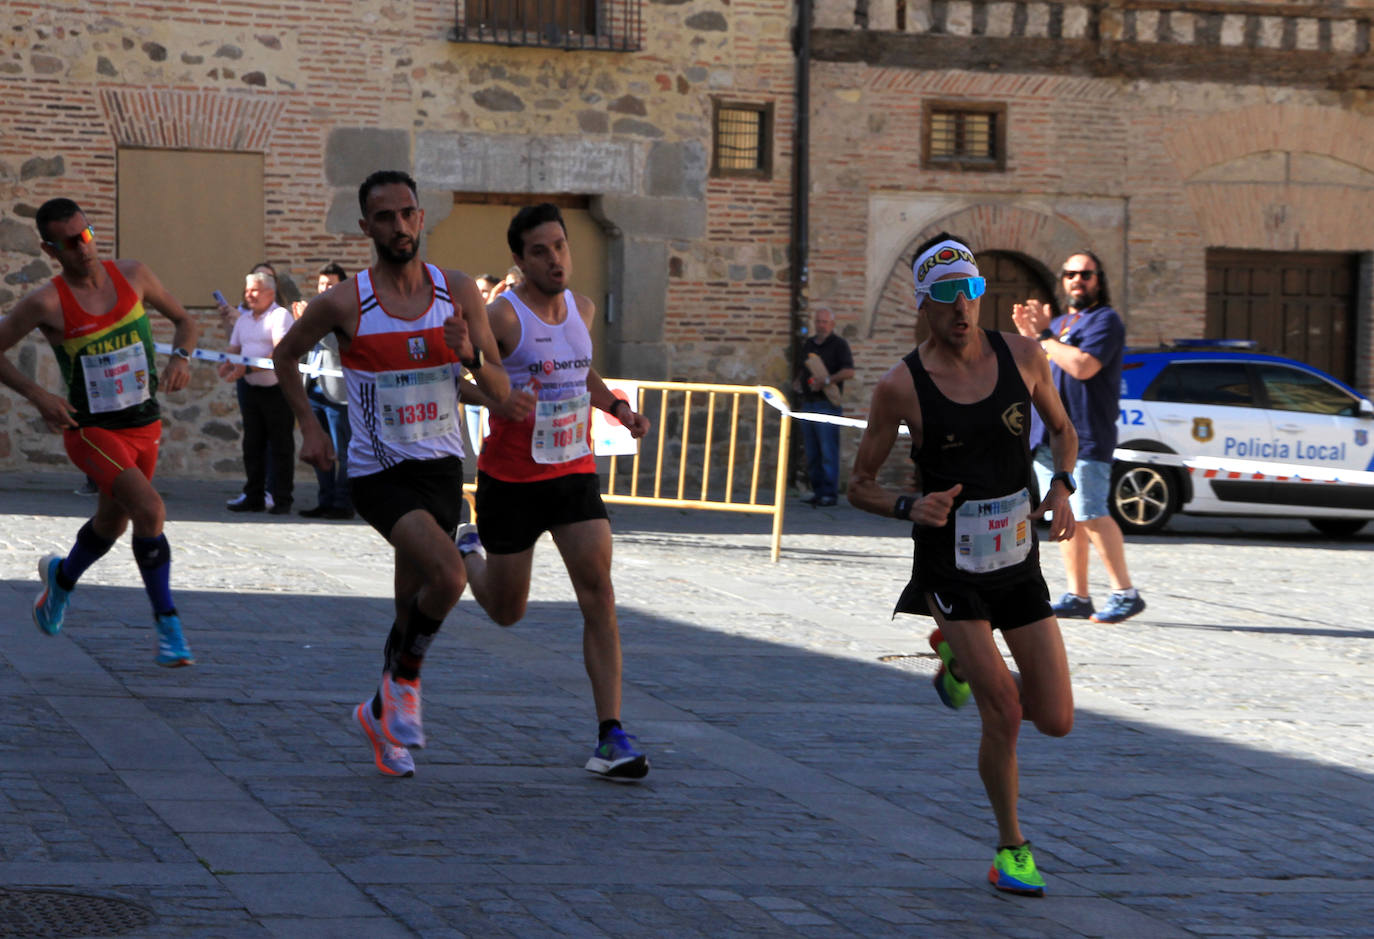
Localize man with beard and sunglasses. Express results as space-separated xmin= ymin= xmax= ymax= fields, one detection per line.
xmin=1012 ymin=252 xmax=1146 ymax=625
xmin=847 ymin=233 xmax=1078 ymax=896
xmin=273 ymin=170 xmax=525 ymax=778
xmin=453 ymin=202 xmax=653 ymax=782
xmin=0 ymin=197 xmax=199 ymax=666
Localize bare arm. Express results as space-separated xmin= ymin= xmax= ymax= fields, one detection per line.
xmin=1012 ymin=333 xmax=1078 ymax=541
xmin=441 ymin=270 xmax=510 ymax=408
xmin=273 ymin=288 xmax=353 ymax=469
xmin=1011 ymin=299 xmax=1103 ymax=380
xmin=0 ymin=286 xmax=78 ymax=430
xmin=123 ymin=260 xmax=199 ymax=393
xmin=578 ymin=296 xmax=648 ymax=438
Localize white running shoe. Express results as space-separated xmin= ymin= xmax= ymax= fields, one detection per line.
xmin=354 ymin=702 xmax=414 ymax=777
xmin=380 ymin=672 xmax=425 ymax=748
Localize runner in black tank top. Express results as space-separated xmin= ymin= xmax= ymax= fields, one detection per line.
xmin=896 ymin=329 xmax=1039 ymax=610
xmin=847 ymin=235 xmax=1081 ymax=898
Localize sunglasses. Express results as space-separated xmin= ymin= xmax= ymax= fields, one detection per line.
xmin=44 ymin=225 xmax=95 ymax=251
xmin=923 ymin=276 xmax=986 ymax=304
xmin=1062 ymin=269 xmax=1096 ymax=281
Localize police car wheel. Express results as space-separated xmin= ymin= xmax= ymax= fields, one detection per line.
xmin=1109 ymin=463 xmax=1176 ymax=535
xmin=1308 ymin=518 xmax=1368 ymax=538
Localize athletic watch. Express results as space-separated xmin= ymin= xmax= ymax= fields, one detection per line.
xmin=171 ymin=347 xmax=192 ymax=360
xmin=893 ymin=493 xmax=917 ymax=520
xmin=1050 ymin=471 xmax=1077 ymax=495
xmin=460 ymin=347 xmax=484 ymax=371
xmin=1037 ymin=328 xmax=1055 ymax=342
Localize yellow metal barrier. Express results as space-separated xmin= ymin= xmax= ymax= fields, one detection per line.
xmin=462 ymin=381 xmax=793 ymax=561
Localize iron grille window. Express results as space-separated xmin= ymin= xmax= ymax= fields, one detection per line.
xmin=451 ymin=0 xmax=641 ymax=51
xmin=712 ymin=101 xmax=773 ymax=178
xmin=923 ymin=102 xmax=1007 ymax=172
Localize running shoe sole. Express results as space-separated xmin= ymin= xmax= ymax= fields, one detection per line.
xmin=354 ymin=702 xmax=414 ymax=778
xmin=585 ymin=753 xmax=650 ymax=781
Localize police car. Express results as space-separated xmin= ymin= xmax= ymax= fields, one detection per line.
xmin=1110 ymin=340 xmax=1374 ymax=536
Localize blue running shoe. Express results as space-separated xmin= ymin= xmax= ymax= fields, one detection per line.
xmin=154 ymin=613 xmax=195 ymax=667
xmin=1051 ymin=593 xmax=1094 ymax=619
xmin=1091 ymin=592 xmax=1146 ymax=624
xmin=585 ymin=726 xmax=649 ymax=781
xmin=456 ymin=523 xmax=483 ymax=558
xmin=33 ymin=555 xmax=71 ymax=636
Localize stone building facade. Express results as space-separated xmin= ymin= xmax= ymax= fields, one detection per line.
xmin=3 ymin=0 xmax=1373 ymax=489
xmin=0 ymin=0 xmax=797 ymax=480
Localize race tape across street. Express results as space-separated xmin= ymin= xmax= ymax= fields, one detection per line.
xmin=153 ymin=342 xmax=342 ymax=378
xmin=758 ymin=387 xmax=909 ymax=434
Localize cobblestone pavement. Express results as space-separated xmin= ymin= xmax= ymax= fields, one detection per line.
xmin=2 ymin=471 xmax=1372 ymax=937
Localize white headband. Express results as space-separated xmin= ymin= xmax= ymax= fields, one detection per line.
xmin=912 ymin=239 xmax=979 ymax=307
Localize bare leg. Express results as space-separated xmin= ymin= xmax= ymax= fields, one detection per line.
xmin=1079 ymin=515 xmax=1133 ymax=592
xmin=551 ymin=519 xmax=620 ymax=722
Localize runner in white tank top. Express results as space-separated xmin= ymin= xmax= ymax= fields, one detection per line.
xmin=454 ymin=203 xmax=655 ymax=781
xmin=273 ymin=171 xmax=516 ymax=779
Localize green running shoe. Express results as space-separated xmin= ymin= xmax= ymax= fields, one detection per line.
xmin=988 ymin=841 xmax=1046 ymax=896
xmin=928 ymin=628 xmax=971 ymax=710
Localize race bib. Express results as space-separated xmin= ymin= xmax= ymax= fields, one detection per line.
xmin=81 ymin=343 xmax=150 ymax=414
xmin=376 ymin=365 xmax=458 ymax=444
xmin=532 ymin=391 xmax=592 ymax=464
xmin=954 ymin=488 xmax=1032 ymax=574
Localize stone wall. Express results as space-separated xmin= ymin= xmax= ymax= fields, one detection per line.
xmin=0 ymin=0 xmax=798 ymax=480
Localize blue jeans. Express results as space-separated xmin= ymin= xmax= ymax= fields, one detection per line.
xmin=800 ymin=399 xmax=842 ymax=500
xmin=309 ymin=391 xmax=351 ymax=511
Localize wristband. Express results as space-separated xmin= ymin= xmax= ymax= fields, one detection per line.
xmin=1037 ymin=328 xmax=1055 ymax=342
xmin=893 ymin=494 xmax=916 ymax=520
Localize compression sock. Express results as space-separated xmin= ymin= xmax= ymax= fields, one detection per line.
xmin=132 ymin=534 xmax=175 ymax=616
xmin=391 ymin=598 xmax=443 ymax=681
xmin=59 ymin=520 xmax=117 ymax=590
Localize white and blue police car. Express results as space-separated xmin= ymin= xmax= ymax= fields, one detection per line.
xmin=1110 ymin=340 xmax=1374 ymax=536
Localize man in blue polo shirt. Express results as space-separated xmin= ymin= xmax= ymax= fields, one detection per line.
xmin=1013 ymin=252 xmax=1146 ymax=623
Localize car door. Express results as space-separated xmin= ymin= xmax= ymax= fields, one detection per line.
xmin=1254 ymin=362 xmax=1374 ymax=512
xmin=1142 ymin=360 xmax=1269 ymax=509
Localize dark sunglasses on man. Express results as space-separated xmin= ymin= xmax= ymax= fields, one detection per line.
xmin=1061 ymin=269 xmax=1096 ymax=281
xmin=44 ymin=226 xmax=95 ymax=252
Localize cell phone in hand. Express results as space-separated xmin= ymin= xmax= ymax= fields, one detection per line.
xmin=212 ymin=290 xmax=228 ymax=306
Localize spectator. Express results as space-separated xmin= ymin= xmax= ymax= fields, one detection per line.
xmin=491 ymin=265 xmax=523 ymax=299
xmin=220 ymin=261 xmax=281 ymax=509
xmin=298 ymin=263 xmax=354 ymax=520
xmin=218 ymin=270 xmax=295 ymax=514
xmin=793 ymin=307 xmax=854 ymax=506
xmin=475 ymin=273 xmax=500 ymax=303
xmin=1013 ymin=251 xmax=1146 ymax=624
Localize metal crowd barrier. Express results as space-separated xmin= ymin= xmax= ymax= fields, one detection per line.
xmin=463 ymin=381 xmax=793 ymax=561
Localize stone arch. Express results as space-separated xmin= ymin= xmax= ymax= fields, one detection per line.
xmin=864 ymin=203 xmax=1090 ymax=339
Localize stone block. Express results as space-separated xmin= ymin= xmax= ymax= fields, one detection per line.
xmin=0 ymin=218 xmax=40 ymax=256
xmin=610 ymin=238 xmax=668 ymax=345
xmin=325 ymin=190 xmax=361 ymax=235
xmin=415 ymin=132 xmax=637 ymax=195
xmin=647 ymin=140 xmax=707 ymax=199
xmin=325 ymin=129 xmax=411 ymax=187
xmin=598 ymin=195 xmax=706 ymax=241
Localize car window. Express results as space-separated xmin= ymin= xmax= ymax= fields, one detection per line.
xmin=1256 ymin=364 xmax=1359 ymax=416
xmin=1144 ymin=362 xmax=1255 ymax=407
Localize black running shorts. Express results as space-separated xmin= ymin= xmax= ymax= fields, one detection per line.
xmin=475 ymin=470 xmax=607 ymax=555
xmin=894 ymin=572 xmax=1052 ymax=632
xmin=351 ymin=456 xmax=465 ymax=543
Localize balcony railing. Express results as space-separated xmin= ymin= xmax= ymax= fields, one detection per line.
xmin=450 ymin=0 xmax=642 ymax=51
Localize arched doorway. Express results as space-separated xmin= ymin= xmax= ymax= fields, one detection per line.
xmin=912 ymin=249 xmax=1058 ymax=343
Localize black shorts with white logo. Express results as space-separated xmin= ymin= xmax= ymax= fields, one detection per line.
xmin=475 ymin=470 xmax=607 ymax=554
xmin=351 ymin=456 xmax=465 ymax=543
xmin=894 ymin=571 xmax=1052 ymax=632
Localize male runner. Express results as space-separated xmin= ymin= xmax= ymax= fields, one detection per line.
xmin=456 ymin=202 xmax=652 ymax=781
xmin=274 ymin=171 xmax=517 ymax=778
xmin=847 ymin=234 xmax=1078 ymax=895
xmin=0 ymin=198 xmax=199 ymax=666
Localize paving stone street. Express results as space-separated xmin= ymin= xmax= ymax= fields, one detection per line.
xmin=2 ymin=470 xmax=1372 ymax=937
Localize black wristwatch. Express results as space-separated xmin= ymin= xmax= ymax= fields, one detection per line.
xmin=893 ymin=494 xmax=916 ymax=520
xmin=171 ymin=347 xmax=192 ymax=360
xmin=1037 ymin=328 xmax=1055 ymax=342
xmin=1050 ymin=471 xmax=1077 ymax=494
xmin=460 ymin=347 xmax=484 ymax=371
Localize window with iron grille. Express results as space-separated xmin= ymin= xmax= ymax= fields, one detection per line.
xmin=451 ymin=0 xmax=641 ymax=51
xmin=923 ymin=102 xmax=1006 ymax=172
xmin=712 ymin=100 xmax=773 ymax=179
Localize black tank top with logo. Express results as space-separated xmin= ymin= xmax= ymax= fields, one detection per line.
xmin=900 ymin=329 xmax=1039 ymax=593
